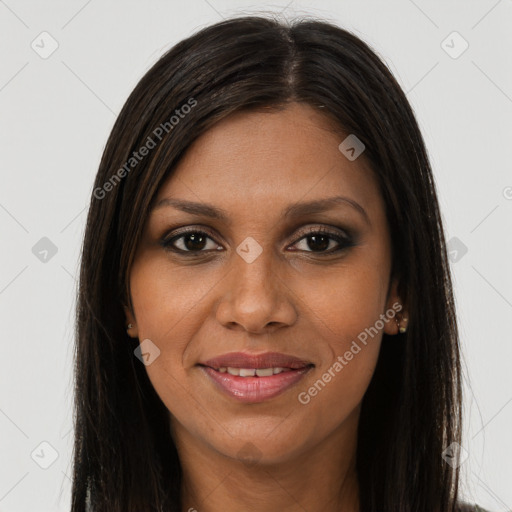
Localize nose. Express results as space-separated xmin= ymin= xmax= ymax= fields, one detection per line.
xmin=214 ymin=248 xmax=298 ymax=334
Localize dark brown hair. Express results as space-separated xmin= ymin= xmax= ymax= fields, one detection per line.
xmin=72 ymin=15 xmax=464 ymax=511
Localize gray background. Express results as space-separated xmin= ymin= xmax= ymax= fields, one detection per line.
xmin=0 ymin=1 xmax=511 ymax=511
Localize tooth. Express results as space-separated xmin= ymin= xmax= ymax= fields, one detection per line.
xmin=273 ymin=367 xmax=284 ymax=374
xmin=227 ymin=367 xmax=240 ymax=376
xmin=239 ymin=368 xmax=256 ymax=377
xmin=256 ymin=368 xmax=274 ymax=377
xmin=218 ymin=367 xmax=227 ymax=373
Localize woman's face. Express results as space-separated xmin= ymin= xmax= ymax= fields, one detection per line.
xmin=125 ymin=102 xmax=402 ymax=465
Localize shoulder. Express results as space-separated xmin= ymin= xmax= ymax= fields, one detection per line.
xmin=457 ymin=502 xmax=491 ymax=512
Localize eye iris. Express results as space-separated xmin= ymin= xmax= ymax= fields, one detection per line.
xmin=184 ymin=233 xmax=207 ymax=251
xmin=307 ymin=234 xmax=330 ymax=252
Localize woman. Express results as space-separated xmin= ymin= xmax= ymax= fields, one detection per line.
xmin=71 ymin=15 xmax=488 ymax=512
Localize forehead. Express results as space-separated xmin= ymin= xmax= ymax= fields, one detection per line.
xmin=155 ymin=103 xmax=383 ymax=220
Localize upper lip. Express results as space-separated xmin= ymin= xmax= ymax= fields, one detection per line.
xmin=200 ymin=352 xmax=314 ymax=370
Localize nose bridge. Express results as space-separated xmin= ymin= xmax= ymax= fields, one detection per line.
xmin=215 ymin=240 xmax=296 ymax=332
xmin=231 ymin=241 xmax=277 ymax=301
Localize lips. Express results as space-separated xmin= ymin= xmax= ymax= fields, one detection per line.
xmin=200 ymin=351 xmax=312 ymax=370
xmin=198 ymin=352 xmax=314 ymax=403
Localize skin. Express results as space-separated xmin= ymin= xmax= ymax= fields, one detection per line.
xmin=125 ymin=102 xmax=407 ymax=512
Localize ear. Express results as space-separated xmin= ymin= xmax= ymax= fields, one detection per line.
xmin=123 ymin=303 xmax=139 ymax=338
xmin=383 ymin=277 xmax=408 ymax=336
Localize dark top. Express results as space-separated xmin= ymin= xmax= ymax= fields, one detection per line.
xmin=458 ymin=502 xmax=491 ymax=512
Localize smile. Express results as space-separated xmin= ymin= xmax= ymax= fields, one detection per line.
xmin=199 ymin=364 xmax=313 ymax=403
xmin=214 ymin=366 xmax=293 ymax=376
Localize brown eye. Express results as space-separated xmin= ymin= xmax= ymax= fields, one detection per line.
xmin=290 ymin=226 xmax=354 ymax=254
xmin=161 ymin=229 xmax=222 ymax=253
xmin=160 ymin=225 xmax=355 ymax=256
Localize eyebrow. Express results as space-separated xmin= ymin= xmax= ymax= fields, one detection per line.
xmin=152 ymin=195 xmax=370 ymax=225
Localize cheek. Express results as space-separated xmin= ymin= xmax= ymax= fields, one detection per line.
xmin=294 ymin=271 xmax=385 ymax=433
xmin=128 ymin=258 xmax=219 ymax=404
xmin=129 ymin=257 xmax=217 ymax=341
xmin=293 ymin=260 xmax=387 ymax=405
xmin=298 ymin=257 xmax=389 ymax=344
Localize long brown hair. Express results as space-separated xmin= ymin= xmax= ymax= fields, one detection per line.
xmin=72 ymin=15 xmax=463 ymax=511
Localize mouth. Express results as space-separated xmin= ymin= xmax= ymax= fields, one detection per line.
xmin=198 ymin=352 xmax=314 ymax=403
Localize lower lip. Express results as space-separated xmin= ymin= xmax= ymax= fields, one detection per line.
xmin=200 ymin=366 xmax=312 ymax=403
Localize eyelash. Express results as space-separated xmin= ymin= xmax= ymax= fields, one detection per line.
xmin=159 ymin=225 xmax=355 ymax=256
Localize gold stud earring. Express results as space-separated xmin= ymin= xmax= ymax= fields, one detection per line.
xmin=397 ymin=316 xmax=408 ymax=334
